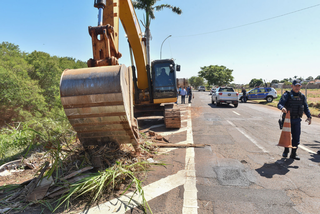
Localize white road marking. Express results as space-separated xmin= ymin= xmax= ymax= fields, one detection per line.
xmin=82 ymin=171 xmax=186 ymax=214
xmin=159 ymin=127 xmax=189 ymax=136
xmin=227 ymin=120 xmax=268 ymax=153
xmin=183 ymin=103 xmax=198 ymax=214
xmin=299 ymin=144 xmax=317 ymax=154
xmin=232 ymin=111 xmax=240 ymax=115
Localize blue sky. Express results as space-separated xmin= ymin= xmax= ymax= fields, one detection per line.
xmin=1 ymin=0 xmax=319 ymax=84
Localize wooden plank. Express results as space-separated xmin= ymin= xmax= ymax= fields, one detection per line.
xmin=61 ymin=166 xmax=93 ymax=180
xmin=23 ymin=162 xmax=50 ymax=202
xmin=26 ymin=176 xmax=53 ymax=201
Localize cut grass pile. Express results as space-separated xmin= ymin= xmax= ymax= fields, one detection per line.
xmin=0 ymin=116 xmax=162 ymax=213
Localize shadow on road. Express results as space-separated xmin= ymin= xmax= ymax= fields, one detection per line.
xmin=309 ymin=153 xmax=320 ymax=163
xmin=304 ymin=140 xmax=320 ymax=151
xmin=239 ymin=100 xmax=271 ymax=105
xmin=255 ymin=158 xmax=298 ymax=178
xmin=207 ymin=103 xmax=236 ymax=109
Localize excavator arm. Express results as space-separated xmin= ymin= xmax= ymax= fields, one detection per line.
xmin=119 ymin=0 xmax=148 ymax=90
xmin=59 ymin=0 xmax=181 ymax=150
xmin=59 ymin=0 xmax=147 ymax=149
xmin=88 ymin=0 xmax=148 ymax=90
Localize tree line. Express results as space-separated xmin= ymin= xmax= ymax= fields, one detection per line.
xmin=187 ymin=64 xmax=319 ymax=89
xmin=0 ymin=42 xmax=87 ymax=126
xmin=249 ymin=75 xmax=320 ymax=88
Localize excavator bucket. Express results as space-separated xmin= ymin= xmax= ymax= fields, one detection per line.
xmin=60 ymin=65 xmax=139 ymax=148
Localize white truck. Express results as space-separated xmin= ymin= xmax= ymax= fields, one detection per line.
xmin=211 ymin=87 xmax=239 ymax=108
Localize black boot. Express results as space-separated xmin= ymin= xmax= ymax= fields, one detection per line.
xmin=290 ymin=148 xmax=300 ymax=160
xmin=282 ymin=147 xmax=289 ymax=158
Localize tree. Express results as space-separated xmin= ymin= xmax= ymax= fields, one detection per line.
xmin=189 ymin=76 xmax=204 ymax=88
xmin=0 ymin=42 xmax=88 ymax=125
xmin=315 ymin=75 xmax=320 ymax=80
xmin=297 ymin=77 xmax=303 ymax=81
xmin=306 ymin=76 xmax=314 ymax=81
xmin=133 ymin=0 xmax=182 ymax=66
xmin=271 ymin=79 xmax=279 ymax=84
xmin=0 ymin=42 xmax=48 ymax=123
xmin=198 ymin=65 xmax=234 ymax=86
xmin=249 ymin=78 xmax=263 ymax=87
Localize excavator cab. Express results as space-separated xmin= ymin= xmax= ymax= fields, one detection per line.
xmin=151 ymin=59 xmax=180 ymax=100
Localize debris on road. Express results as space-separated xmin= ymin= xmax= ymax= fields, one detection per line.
xmin=148 ymin=131 xmax=156 ymax=136
xmin=0 ymin=124 xmax=193 ymax=213
xmin=0 ymin=132 xmax=162 ymax=213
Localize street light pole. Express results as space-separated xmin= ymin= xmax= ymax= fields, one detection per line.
xmin=160 ymin=35 xmax=172 ymax=59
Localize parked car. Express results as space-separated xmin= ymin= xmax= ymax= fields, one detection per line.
xmin=198 ymin=86 xmax=205 ymax=91
xmin=211 ymin=87 xmax=239 ymax=107
xmin=239 ymin=87 xmax=277 ymax=103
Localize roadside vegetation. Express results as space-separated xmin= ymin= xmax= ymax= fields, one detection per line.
xmin=0 ymin=42 xmax=159 ymax=213
xmin=0 ymin=41 xmax=86 ymax=163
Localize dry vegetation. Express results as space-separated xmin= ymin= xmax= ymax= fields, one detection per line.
xmin=264 ymin=88 xmax=320 ymax=117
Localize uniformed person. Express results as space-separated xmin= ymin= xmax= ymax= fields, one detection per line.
xmin=277 ymin=80 xmax=312 ymax=160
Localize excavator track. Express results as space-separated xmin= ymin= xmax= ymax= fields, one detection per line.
xmin=60 ymin=65 xmax=139 ymax=148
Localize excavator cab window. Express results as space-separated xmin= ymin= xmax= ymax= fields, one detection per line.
xmin=152 ymin=61 xmax=177 ymax=99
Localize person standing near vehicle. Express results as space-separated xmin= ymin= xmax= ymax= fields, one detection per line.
xmin=277 ymin=80 xmax=312 ymax=160
xmin=188 ymin=86 xmax=193 ymax=103
xmin=186 ymin=86 xmax=190 ymax=98
xmin=242 ymin=87 xmax=247 ymax=103
xmin=180 ymin=87 xmax=186 ymax=104
xmin=176 ymin=87 xmax=179 ymax=104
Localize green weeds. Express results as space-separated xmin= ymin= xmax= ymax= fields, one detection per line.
xmin=0 ymin=116 xmax=75 ymax=165
xmin=54 ymin=161 xmax=155 ymax=213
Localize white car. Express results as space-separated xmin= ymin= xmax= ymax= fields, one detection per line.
xmin=198 ymin=86 xmax=205 ymax=91
xmin=212 ymin=87 xmax=239 ymax=107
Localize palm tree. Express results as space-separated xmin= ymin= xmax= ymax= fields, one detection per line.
xmin=132 ymin=0 xmax=182 ymax=66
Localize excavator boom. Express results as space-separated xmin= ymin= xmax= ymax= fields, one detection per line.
xmin=60 ymin=0 xmax=144 ymax=148
xmin=60 ymin=0 xmax=181 ymax=149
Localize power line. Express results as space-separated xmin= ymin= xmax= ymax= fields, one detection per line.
xmin=174 ymin=3 xmax=320 ymax=38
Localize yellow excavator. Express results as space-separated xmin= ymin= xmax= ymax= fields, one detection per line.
xmin=60 ymin=0 xmax=181 ymax=150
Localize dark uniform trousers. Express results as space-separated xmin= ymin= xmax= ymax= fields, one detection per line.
xmin=291 ymin=118 xmax=301 ymax=148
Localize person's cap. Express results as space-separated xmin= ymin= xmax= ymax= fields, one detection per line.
xmin=292 ymin=79 xmax=302 ymax=86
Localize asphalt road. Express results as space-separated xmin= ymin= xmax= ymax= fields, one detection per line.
xmin=86 ymin=91 xmax=320 ymax=214
xmin=192 ymin=91 xmax=320 ymax=214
